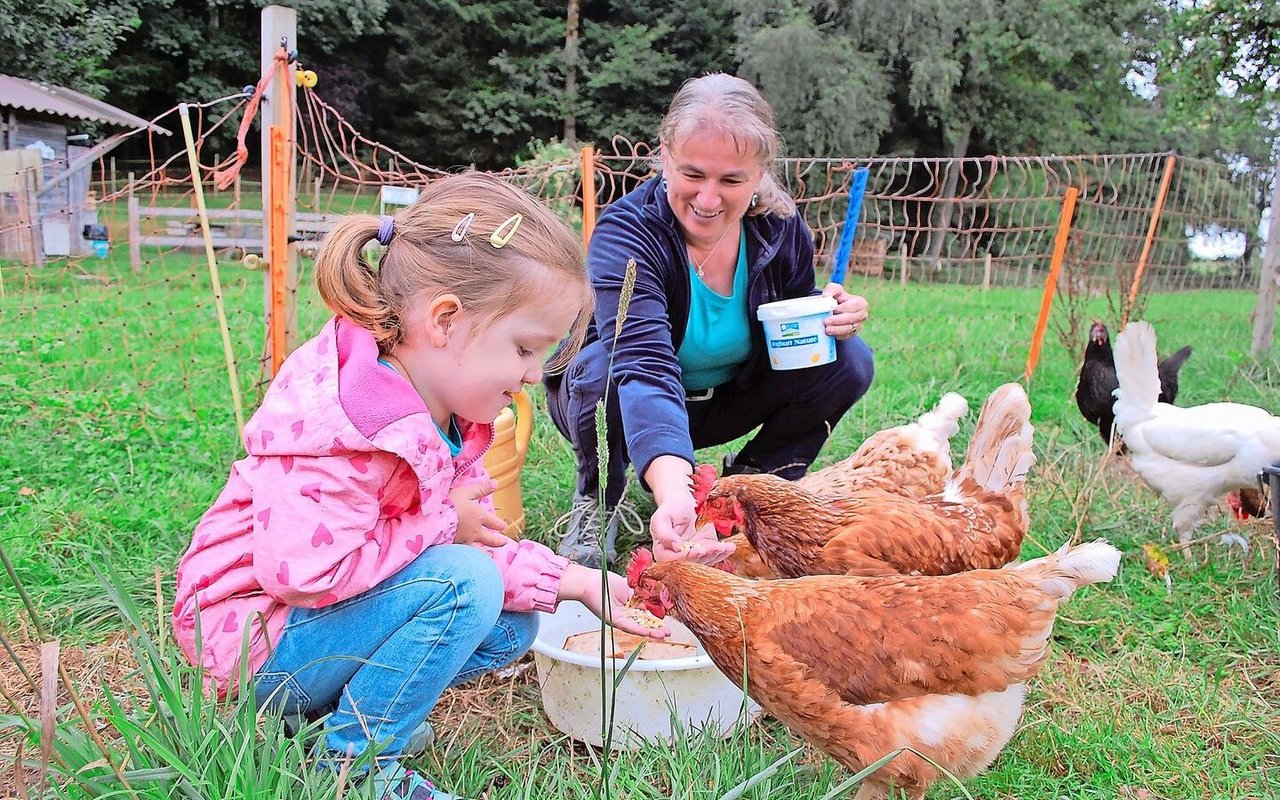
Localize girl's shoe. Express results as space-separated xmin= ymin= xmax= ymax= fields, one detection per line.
xmin=282 ymin=711 xmax=433 ymax=757
xmin=404 ymin=720 xmax=435 ymax=755
xmin=374 ymin=762 xmax=458 ymax=800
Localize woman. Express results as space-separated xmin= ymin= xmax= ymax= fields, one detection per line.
xmin=545 ymin=73 xmax=874 ymax=569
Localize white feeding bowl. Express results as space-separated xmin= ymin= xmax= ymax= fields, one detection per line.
xmin=531 ymin=600 xmax=761 ymax=750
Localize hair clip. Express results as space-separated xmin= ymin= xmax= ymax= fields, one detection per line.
xmin=376 ymin=215 xmax=395 ymax=246
xmin=489 ymin=213 xmax=523 ymax=249
xmin=450 ymin=212 xmax=476 ymax=243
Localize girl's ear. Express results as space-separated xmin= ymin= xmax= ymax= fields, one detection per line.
xmin=424 ymin=293 xmax=462 ymax=348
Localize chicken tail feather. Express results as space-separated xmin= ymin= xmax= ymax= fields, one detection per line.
xmin=950 ymin=383 xmax=1034 ymax=495
xmin=917 ymin=392 xmax=969 ymax=443
xmin=1113 ymin=321 xmax=1160 ymax=421
xmin=1014 ymin=539 xmax=1122 ymax=599
xmin=1160 ymin=344 xmax=1193 ymax=377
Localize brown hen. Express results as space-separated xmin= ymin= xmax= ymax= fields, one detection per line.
xmin=629 ymin=540 xmax=1121 ymax=800
xmin=796 ymin=391 xmax=970 ymax=499
xmin=707 ymin=392 xmax=969 ymax=578
xmin=700 ymin=383 xmax=1034 ymax=578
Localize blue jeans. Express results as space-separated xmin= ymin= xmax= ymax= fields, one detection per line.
xmin=253 ymin=544 xmax=538 ymax=761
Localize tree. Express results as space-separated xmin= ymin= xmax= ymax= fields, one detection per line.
xmin=575 ymin=0 xmax=737 ymax=148
xmin=737 ymin=13 xmax=891 ymax=156
xmin=377 ymin=0 xmax=566 ymax=168
xmin=1160 ymin=0 xmax=1280 ymax=124
xmin=0 ymin=0 xmax=141 ymax=96
xmin=732 ymin=0 xmax=1169 ymax=160
xmin=101 ymin=0 xmax=387 ymax=152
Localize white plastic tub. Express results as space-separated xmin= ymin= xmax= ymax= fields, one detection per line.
xmin=531 ymin=601 xmax=760 ymax=750
xmin=756 ymin=295 xmax=837 ymax=370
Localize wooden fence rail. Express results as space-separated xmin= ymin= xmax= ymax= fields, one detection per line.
xmin=125 ymin=199 xmax=340 ymax=270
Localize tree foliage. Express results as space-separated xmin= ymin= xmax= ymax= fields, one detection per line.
xmin=1156 ymin=0 xmax=1278 ymax=162
xmin=5 ymin=0 xmax=1258 ymax=171
xmin=0 ymin=0 xmax=141 ymax=97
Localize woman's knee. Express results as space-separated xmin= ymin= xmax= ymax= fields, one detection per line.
xmin=545 ymin=339 xmax=610 ymax=440
xmin=835 ymin=337 xmax=875 ymax=401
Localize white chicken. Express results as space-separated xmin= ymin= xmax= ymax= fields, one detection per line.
xmin=1112 ymin=320 xmax=1280 ymax=545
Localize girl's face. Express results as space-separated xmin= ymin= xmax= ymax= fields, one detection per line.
xmin=414 ymin=283 xmax=582 ymax=426
xmin=662 ymin=129 xmax=766 ymax=249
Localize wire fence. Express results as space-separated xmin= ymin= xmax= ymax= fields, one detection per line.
xmin=587 ymin=137 xmax=1269 ymax=295
xmin=0 ymin=86 xmax=1272 ymax=441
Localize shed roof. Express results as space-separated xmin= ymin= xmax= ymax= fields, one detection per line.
xmin=0 ymin=74 xmax=169 ymax=135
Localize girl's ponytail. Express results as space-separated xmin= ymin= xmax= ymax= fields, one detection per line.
xmin=313 ymin=216 xmax=399 ymax=346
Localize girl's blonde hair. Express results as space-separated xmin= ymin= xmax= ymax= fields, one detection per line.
xmin=314 ymin=172 xmax=591 ymax=374
xmin=657 ymin=73 xmax=796 ymax=218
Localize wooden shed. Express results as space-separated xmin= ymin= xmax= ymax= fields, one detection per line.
xmin=0 ymin=74 xmax=168 ymax=261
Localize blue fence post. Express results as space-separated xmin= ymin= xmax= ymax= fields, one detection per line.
xmin=830 ymin=166 xmax=870 ymax=285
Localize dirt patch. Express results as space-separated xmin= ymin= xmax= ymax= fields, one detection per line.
xmin=0 ymin=632 xmax=141 ymax=796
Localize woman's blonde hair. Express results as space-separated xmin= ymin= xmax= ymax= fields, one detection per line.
xmin=657 ymin=73 xmax=796 ymax=218
xmin=314 ymin=172 xmax=591 ymax=374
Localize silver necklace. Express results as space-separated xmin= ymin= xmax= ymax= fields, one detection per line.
xmin=690 ymin=225 xmax=733 ymax=279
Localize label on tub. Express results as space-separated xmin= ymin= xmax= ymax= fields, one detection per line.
xmin=769 ymin=335 xmax=821 ymax=348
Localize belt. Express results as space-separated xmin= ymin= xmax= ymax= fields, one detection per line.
xmin=685 ymin=386 xmax=715 ymax=402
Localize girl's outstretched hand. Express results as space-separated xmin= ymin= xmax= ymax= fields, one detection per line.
xmin=450 ymin=480 xmax=513 ymax=548
xmin=559 ymin=564 xmax=670 ymax=639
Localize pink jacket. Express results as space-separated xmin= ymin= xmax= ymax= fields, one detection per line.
xmin=173 ymin=317 xmax=569 ymax=695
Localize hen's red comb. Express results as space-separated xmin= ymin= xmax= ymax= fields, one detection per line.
xmin=626 ymin=547 xmax=655 ymax=587
xmin=691 ymin=464 xmax=719 ymax=509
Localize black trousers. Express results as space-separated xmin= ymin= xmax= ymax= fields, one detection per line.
xmin=544 ymin=337 xmax=874 ymax=507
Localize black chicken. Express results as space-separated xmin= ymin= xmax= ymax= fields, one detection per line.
xmin=1075 ymin=319 xmax=1192 ymax=448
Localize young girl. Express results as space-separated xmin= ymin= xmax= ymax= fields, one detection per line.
xmin=172 ymin=173 xmax=666 ymax=799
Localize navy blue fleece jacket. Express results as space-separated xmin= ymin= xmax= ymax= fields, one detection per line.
xmin=584 ymin=176 xmax=821 ymax=482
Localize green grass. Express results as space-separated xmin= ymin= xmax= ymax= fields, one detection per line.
xmin=1 ymin=254 xmax=1278 ymax=798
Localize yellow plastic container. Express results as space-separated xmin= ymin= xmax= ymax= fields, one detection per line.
xmin=483 ymin=389 xmax=534 ymax=539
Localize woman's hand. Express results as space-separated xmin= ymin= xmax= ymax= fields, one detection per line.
xmin=449 ymin=480 xmax=513 ymax=548
xmin=822 ymin=282 xmax=869 ymax=340
xmin=559 ymin=564 xmax=670 ymax=639
xmin=645 ymin=456 xmax=736 ymax=565
xmin=650 ymin=498 xmax=736 ymax=565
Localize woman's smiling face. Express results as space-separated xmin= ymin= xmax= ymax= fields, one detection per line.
xmin=661 ymin=129 xmax=765 ymax=250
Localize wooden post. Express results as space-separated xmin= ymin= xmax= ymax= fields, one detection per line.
xmin=1024 ymin=187 xmax=1080 ymax=382
xmin=1250 ymin=161 xmax=1280 ymax=357
xmin=899 ymin=249 xmax=908 ymax=286
xmin=580 ymin=145 xmax=596 ymax=251
xmin=982 ymin=252 xmax=992 ymax=290
xmin=1122 ymin=153 xmax=1177 ymax=326
xmin=109 ymin=157 xmax=116 ymax=194
xmin=261 ymin=4 xmax=298 ymax=376
xmin=314 ymin=175 xmax=322 ymax=210
xmin=127 ymin=173 xmax=141 ymax=273
xmin=23 ymin=168 xmax=43 ymax=268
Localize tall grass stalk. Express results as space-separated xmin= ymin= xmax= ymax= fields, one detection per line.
xmin=593 ymin=257 xmax=639 ymax=796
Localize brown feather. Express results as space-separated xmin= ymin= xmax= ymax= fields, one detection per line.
xmin=717 ymin=476 xmax=1026 ymax=579
xmin=640 ymin=541 xmax=1119 ymax=799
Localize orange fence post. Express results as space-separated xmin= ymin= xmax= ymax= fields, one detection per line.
xmin=268 ymin=125 xmax=289 ymax=374
xmin=1024 ymin=186 xmax=1080 ymax=382
xmin=1122 ymin=153 xmax=1177 ymax=326
xmin=580 ymin=145 xmax=596 ymax=251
